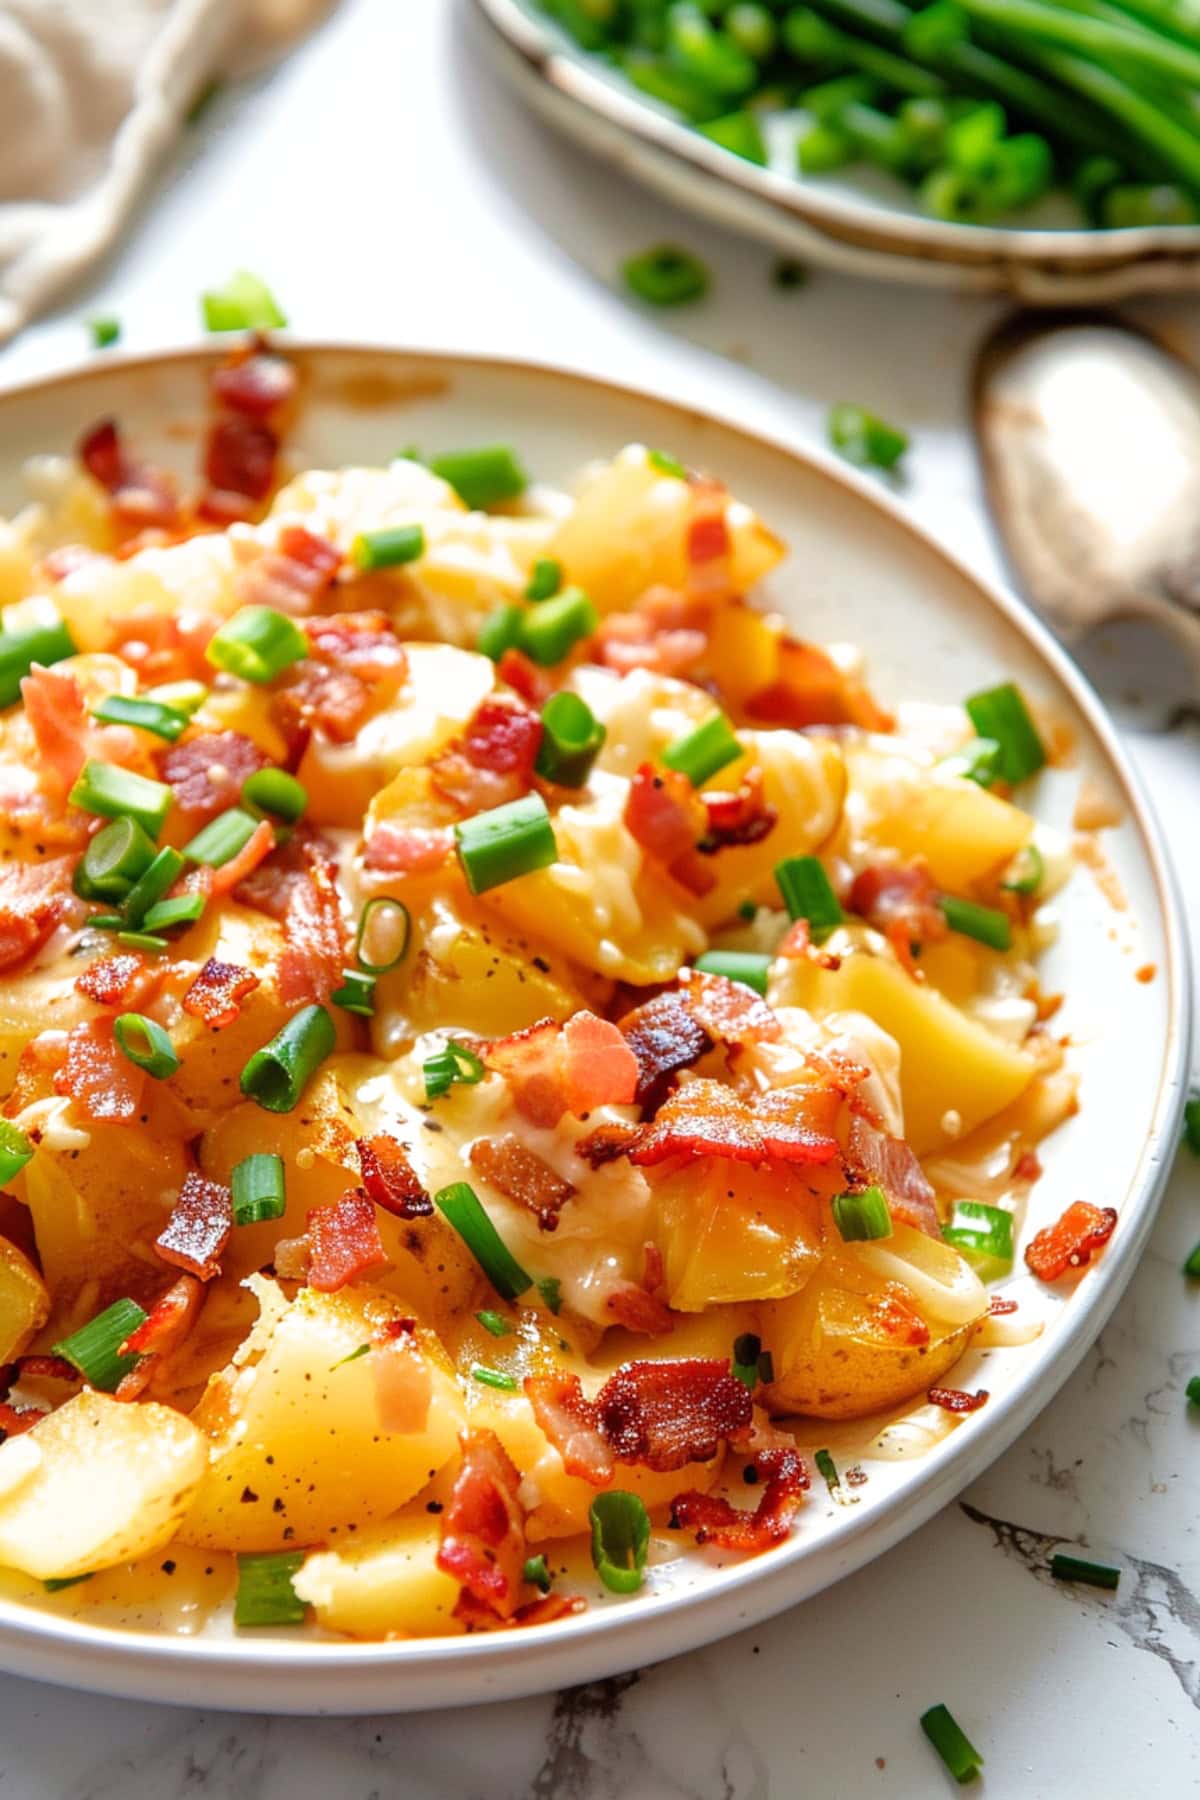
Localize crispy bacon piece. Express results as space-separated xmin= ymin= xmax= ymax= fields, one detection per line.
xmin=205 ymin=416 xmax=277 ymax=503
xmin=78 ymin=418 xmax=179 ymax=528
xmin=54 ymin=1017 xmax=143 ymax=1122
xmin=599 ymin=1359 xmax=752 ymax=1472
xmin=437 ymin=1428 xmax=528 ymax=1620
xmin=114 ymin=1273 xmax=206 ymax=1400
xmin=15 ymin=1355 xmax=77 ymax=1382
xmin=356 ymin=1133 xmax=433 ymax=1219
xmin=211 ymin=351 xmax=297 ymax=418
xmin=685 ymin=475 xmax=731 ymax=570
xmin=107 ymin=608 xmax=217 ymax=686
xmin=629 ymin=1078 xmax=840 ymax=1169
xmin=1025 ymin=1201 xmax=1117 ymax=1282
xmin=928 ymin=1387 xmax=989 ymax=1413
xmin=778 ymin=916 xmax=843 ymax=970
xmin=680 ymin=968 xmax=782 ymax=1048
xmin=468 ymin=1134 xmax=575 ymax=1232
xmin=182 ymin=956 xmax=261 ymax=1029
xmin=753 ymin=1084 xmax=844 ymax=1159
xmin=746 ymin=639 xmax=893 ymax=733
xmin=210 ymin=817 xmax=275 ymax=895
xmin=605 ymin=1281 xmax=674 ymax=1336
xmin=524 ymin=1372 xmax=614 ymax=1485
xmin=75 ymin=951 xmax=152 ymax=1010
xmin=0 ymin=857 xmax=72 ymax=973
xmin=849 ymin=862 xmax=947 ymax=969
xmin=307 ymin=1190 xmax=389 ymax=1292
xmin=158 ymin=731 xmax=267 ymax=826
xmin=362 ymin=821 xmax=453 ymax=874
xmin=846 ymin=1114 xmax=941 ymax=1239
xmin=464 ymin=695 xmax=543 ymax=781
xmin=623 ymin=763 xmax=714 ymax=897
xmin=496 ymin=647 xmax=551 ymax=707
xmin=484 ymin=1012 xmax=639 ymax=1128
xmin=594 ymin=612 xmax=707 ymax=679
xmin=155 ymin=1171 xmax=232 ymax=1282
xmin=867 ymin=1282 xmax=931 ymax=1347
xmin=236 ymin=834 xmax=345 ymax=1005
xmin=273 ymin=612 xmax=407 ymax=743
xmin=452 ymin=1589 xmax=588 ymax=1631
xmin=0 ymin=1403 xmax=42 ymax=1439
xmin=671 ymin=1445 xmax=808 ymax=1552
xmin=699 ymin=767 xmax=778 ymax=853
xmin=618 ymin=989 xmax=711 ymax=1111
xmin=574 ymin=1122 xmax=643 ymax=1168
xmin=20 ymin=665 xmax=93 ymax=800
xmin=236 ymin=527 xmax=341 ymax=616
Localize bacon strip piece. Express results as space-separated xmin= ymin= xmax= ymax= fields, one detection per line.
xmin=484 ymin=1012 xmax=638 ymax=1128
xmin=437 ymin=1428 xmax=528 ymax=1621
xmin=526 ymin=1359 xmax=753 ymax=1485
xmin=274 ymin=613 xmax=407 ymax=744
xmin=605 ymin=1281 xmax=674 ymax=1336
xmin=927 ymin=1387 xmax=989 ymax=1413
xmin=629 ymin=1078 xmax=840 ymax=1170
xmin=155 ymin=1172 xmax=232 ymax=1281
xmin=54 ymin=1017 xmax=144 ymax=1122
xmin=0 ymin=1403 xmax=42 ymax=1439
xmin=78 ymin=418 xmax=179 ymax=528
xmin=307 ymin=1190 xmax=389 ymax=1292
xmin=454 ymin=1590 xmax=588 ymax=1631
xmin=362 ymin=821 xmax=453 ymax=874
xmin=0 ymin=856 xmax=73 ymax=973
xmin=236 ymin=835 xmax=346 ymax=1006
xmin=680 ymin=968 xmax=782 ymax=1048
xmin=574 ymin=1122 xmax=643 ymax=1168
xmin=205 ymin=416 xmax=277 ymax=503
xmin=114 ymin=1274 xmax=206 ymax=1400
xmin=210 ymin=818 xmax=275 ymax=895
xmin=617 ymin=990 xmax=711 ymax=1111
xmin=849 ymin=861 xmax=947 ymax=972
xmin=356 ymin=1133 xmax=433 ymax=1219
xmin=845 ymin=1114 xmax=941 ymax=1239
xmin=212 ymin=351 xmax=298 ymax=418
xmin=75 ymin=952 xmax=150 ymax=1010
xmin=699 ymin=767 xmax=777 ymax=853
xmin=524 ymin=1372 xmax=614 ymax=1485
xmin=1025 ymin=1201 xmax=1117 ymax=1282
xmin=158 ymin=731 xmax=267 ymax=827
xmin=182 ymin=957 xmax=262 ymax=1029
xmin=746 ymin=638 xmax=893 ymax=733
xmin=623 ymin=762 xmax=715 ymax=897
xmin=468 ymin=1134 xmax=575 ymax=1233
xmin=670 ymin=1446 xmax=808 ymax=1553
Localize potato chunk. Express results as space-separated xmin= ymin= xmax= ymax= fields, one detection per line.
xmin=293 ymin=1515 xmax=464 ymax=1639
xmin=0 ymin=1235 xmax=49 ymax=1364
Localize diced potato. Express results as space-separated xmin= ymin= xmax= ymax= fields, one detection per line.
xmin=54 ymin=534 xmax=239 ymax=650
xmin=651 ymin=1161 xmax=828 ymax=1310
xmin=0 ymin=1392 xmax=207 ymax=1579
xmin=845 ymin=742 xmax=1033 ymax=892
xmin=293 ymin=1514 xmax=464 ymax=1639
xmin=0 ymin=1234 xmax=49 ymax=1363
xmin=389 ymin=898 xmax=592 ymax=1042
xmin=0 ymin=519 xmax=36 ymax=606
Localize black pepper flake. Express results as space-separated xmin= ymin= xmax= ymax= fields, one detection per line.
xmin=532 ymin=956 xmax=550 ymax=973
xmin=161 ymin=1559 xmax=176 ymax=1575
xmin=240 ymin=1486 xmax=259 ymax=1503
xmin=426 ymin=1500 xmax=443 ymax=1514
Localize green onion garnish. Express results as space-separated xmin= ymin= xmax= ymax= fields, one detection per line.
xmin=1049 ymin=1554 xmax=1120 ymax=1591
xmin=775 ymin=854 xmax=844 ymax=939
xmin=476 ymin=1310 xmax=512 ymax=1338
xmin=737 ymin=899 xmax=757 ymax=921
xmin=828 ymin=403 xmax=909 ymax=471
xmin=73 ymin=815 xmax=158 ymax=903
xmin=117 ymin=931 xmax=168 ymax=952
xmin=1185 ymin=1241 xmax=1200 ymax=1279
xmin=183 ymin=806 xmax=260 ymax=869
xmin=477 ymin=603 xmax=524 ymax=662
xmin=113 ymin=1013 xmax=179 ymax=1080
xmin=692 ymin=950 xmax=770 ymax=996
xmin=535 ymin=692 xmax=606 ymax=788
xmin=471 ymin=1365 xmax=519 ymax=1392
xmin=0 ymin=619 xmax=75 ymax=709
xmin=647 ymin=448 xmax=687 ymax=479
xmin=44 ymin=1573 xmax=95 ymax=1592
xmin=146 ymin=679 xmax=207 ymax=716
xmin=920 ymin=1704 xmax=983 ymax=1785
xmin=523 ymin=1553 xmax=552 ymax=1593
xmin=88 ymin=317 xmax=121 ymax=350
xmin=206 ymin=607 xmax=308 ymax=684
xmin=537 ymin=1275 xmax=563 ymax=1315
xmin=330 ymin=1344 xmax=372 ymax=1370
xmin=233 ymin=1550 xmax=306 ymax=1628
xmin=122 ymin=846 xmax=185 ymax=927
xmin=518 ymin=587 xmax=598 ymax=667
xmin=231 ymin=1153 xmax=287 ymax=1226
xmin=202 ymin=271 xmax=287 ymax=333
xmin=1185 ymin=1375 xmax=1200 ymax=1407
xmin=0 ymin=1120 xmax=33 ymax=1184
xmin=429 ymin=445 xmax=527 ymax=511
xmin=423 ymin=1039 xmax=485 ymax=1102
xmin=942 ymin=1200 xmax=1014 ymax=1275
xmin=814 ymin=1447 xmax=841 ymax=1495
xmin=832 ymin=1185 xmax=893 ymax=1242
xmin=240 ymin=1004 xmax=335 ymax=1113
xmin=351 ymin=524 xmax=424 ymax=570
xmin=622 ymin=245 xmax=709 ymax=306
xmin=243 ymin=767 xmax=307 ymax=825
xmin=1001 ymin=843 xmax=1044 ymax=896
xmin=69 ymin=761 xmax=172 ymax=840
xmin=455 ymin=793 xmax=557 ymax=896
xmin=142 ymin=893 xmax=206 ymax=935
xmin=940 ymin=737 xmax=1003 ymax=788
xmin=939 ymin=895 xmax=1013 ymax=952
xmin=524 ymin=557 xmax=562 ymax=601
xmin=964 ymin=682 xmax=1046 ymax=786
xmin=661 ymin=712 xmax=741 ymax=787
xmin=731 ymin=1331 xmax=762 ymax=1390
xmin=330 ymin=969 xmax=377 ymax=1017
xmin=91 ymin=695 xmax=189 ymax=742
xmin=433 ymin=1181 xmax=532 ymax=1303
xmin=1186 ymin=1097 xmax=1200 ymax=1156
xmin=354 ymin=896 xmax=411 ymax=974
xmin=589 ymin=1491 xmax=651 ymax=1594
xmin=53 ymin=1297 xmax=147 ymax=1391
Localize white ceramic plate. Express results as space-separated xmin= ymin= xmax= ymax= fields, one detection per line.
xmin=472 ymin=0 xmax=1200 ymax=302
xmin=0 ymin=344 xmax=1188 ymax=1713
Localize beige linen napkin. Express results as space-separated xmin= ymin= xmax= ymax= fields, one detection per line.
xmin=0 ymin=0 xmax=329 ymax=342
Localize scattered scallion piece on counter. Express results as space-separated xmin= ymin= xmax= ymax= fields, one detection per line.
xmin=231 ymin=1153 xmax=287 ymax=1226
xmin=476 ymin=1310 xmax=512 ymax=1338
xmin=693 ymin=950 xmax=771 ymax=995
xmin=536 ymin=692 xmax=606 ymax=788
xmin=524 ymin=557 xmax=563 ymax=600
xmin=775 ymin=854 xmax=843 ymax=939
xmin=53 ymin=1297 xmax=148 ymax=1391
xmin=964 ymin=682 xmax=1046 ymax=784
xmin=920 ymin=1703 xmax=983 ymax=1785
xmin=662 ymin=711 xmax=741 ymax=787
xmin=942 ymin=1200 xmax=1014 ymax=1275
xmin=429 ymin=444 xmax=527 ymax=510
xmin=240 ymin=1004 xmax=336 ymax=1113
xmin=91 ymin=695 xmax=188 ymax=741
xmin=206 ymin=606 xmax=308 ymax=684
xmin=0 ymin=1120 xmax=33 ymax=1184
xmin=424 ymin=1040 xmax=485 ymax=1102
xmin=0 ymin=618 xmax=76 ymax=708
xmin=939 ymin=894 xmax=1013 ymax=952
xmin=519 ymin=587 xmax=598 ymax=666
xmin=589 ymin=1491 xmax=651 ymax=1595
xmin=832 ymin=1185 xmax=893 ymax=1242
xmin=471 ymin=1365 xmax=519 ymax=1393
xmin=1001 ymin=842 xmax=1044 ymax=895
xmin=73 ymin=816 xmax=158 ymax=903
xmin=202 ymin=271 xmax=287 ymax=333
xmin=828 ymin=402 xmax=909 ymax=471
xmin=1050 ymin=1553 xmax=1120 ymax=1590
xmin=234 ymin=1551 xmax=306 ymax=1627
xmin=621 ymin=245 xmax=710 ymax=306
xmin=183 ymin=807 xmax=259 ymax=869
xmin=69 ymin=761 xmax=172 ymax=840
xmin=433 ymin=1182 xmax=533 ymax=1303
xmin=114 ymin=1013 xmax=179 ymax=1080
xmin=88 ymin=317 xmax=121 ymax=349
xmin=351 ymin=524 xmax=425 ymax=570
xmin=1182 ymin=1096 xmax=1200 ymax=1156
xmin=243 ymin=767 xmax=307 ymax=825
xmin=354 ymin=896 xmax=411 ymax=974
xmin=1185 ymin=1375 xmax=1200 ymax=1407
xmin=523 ymin=1554 xmax=552 ymax=1593
xmin=455 ymin=793 xmax=558 ymax=896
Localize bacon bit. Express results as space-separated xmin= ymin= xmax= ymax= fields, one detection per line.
xmin=1013 ymin=1150 xmax=1042 ymax=1185
xmin=78 ymin=418 xmax=179 ymax=528
xmin=671 ymin=1445 xmax=808 ymax=1552
xmin=307 ymin=1190 xmax=389 ymax=1292
xmin=747 ymin=639 xmax=893 ymax=733
xmin=236 ymin=833 xmax=346 ymax=1005
xmin=158 ymin=731 xmax=267 ymax=826
xmin=525 ymin=1372 xmax=615 ymax=1485
xmin=210 ymin=817 xmax=275 ymax=895
xmin=20 ymin=665 xmax=92 ymax=800
xmin=605 ymin=1281 xmax=674 ymax=1336
xmin=453 ymin=1588 xmax=588 ymax=1631
xmin=468 ymin=1134 xmax=575 ymax=1232
xmin=54 ymin=1017 xmax=144 ymax=1122
xmin=0 ymin=1402 xmax=42 ymax=1438
xmin=15 ymin=1355 xmax=78 ymax=1382
xmin=107 ymin=608 xmax=217 ymax=686
xmin=437 ymin=1428 xmax=527 ymax=1620
xmin=600 ymin=1358 xmax=752 ymax=1472
xmin=0 ymin=857 xmax=72 ymax=974
xmin=155 ymin=1171 xmax=232 ymax=1282
xmin=629 ymin=1078 xmax=840 ymax=1169
xmin=464 ymin=695 xmax=543 ymax=780
xmin=866 ymin=1282 xmax=930 ymax=1347
xmin=74 ymin=951 xmax=153 ymax=1010
xmin=753 ymin=1084 xmax=844 ymax=1160
xmin=272 ymin=613 xmax=406 ymax=745
xmin=237 ymin=527 xmax=341 ymax=616
xmin=927 ymin=1386 xmax=989 ymax=1413
xmin=496 ymin=648 xmax=551 ymax=706
xmin=181 ymin=956 xmax=261 ymax=1029
xmin=1025 ymin=1201 xmax=1117 ymax=1283
xmin=362 ymin=821 xmax=453 ymax=874
xmin=211 ymin=352 xmax=297 ymax=418
xmin=685 ymin=476 xmax=731 ymax=567
xmin=680 ymin=968 xmax=782 ymax=1048
xmin=485 ymin=1012 xmax=638 ymax=1128
xmin=698 ymin=766 xmax=778 ymax=854
xmin=988 ymin=1296 xmax=1019 ymax=1316
xmin=846 ymin=1115 xmax=941 ymax=1239
xmin=574 ymin=1122 xmax=644 ymax=1168
xmin=850 ymin=862 xmax=947 ymax=969
xmin=356 ymin=1133 xmax=433 ymax=1220
xmin=114 ymin=1273 xmax=206 ymax=1399
xmin=205 ymin=416 xmax=277 ymax=503
xmin=623 ymin=763 xmax=715 ymax=897
xmin=595 ymin=614 xmax=708 ymax=678
xmin=372 ymin=1333 xmax=433 ymax=1434
xmin=618 ymin=990 xmax=712 ymax=1111
xmin=779 ymin=916 xmax=843 ymax=971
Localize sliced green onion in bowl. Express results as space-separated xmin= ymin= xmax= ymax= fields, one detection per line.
xmin=73 ymin=815 xmax=158 ymax=903
xmin=141 ymin=893 xmax=205 ymax=935
xmin=433 ymin=1182 xmax=532 ymax=1303
xmin=523 ymin=1553 xmax=552 ymax=1593
xmin=535 ymin=692 xmax=606 ymax=788
xmin=942 ymin=1200 xmax=1014 ymax=1275
xmin=243 ymin=767 xmax=307 ymax=825
xmin=351 ymin=524 xmax=425 ymax=570
xmin=524 ymin=556 xmax=562 ymax=601
xmin=331 ymin=969 xmax=377 ymax=1017
xmin=455 ymin=793 xmax=557 ymax=896
xmin=693 ymin=950 xmax=770 ymax=995
xmin=589 ymin=1490 xmax=651 ymax=1594
xmin=832 ymin=1185 xmax=893 ymax=1242
xmin=69 ymin=761 xmax=172 ymax=841
xmin=1001 ymin=843 xmax=1044 ymax=896
xmin=114 ymin=1013 xmax=179 ymax=1080
xmin=939 ymin=895 xmax=1013 ymax=951
xmin=940 ymin=737 xmax=1002 ymax=788
xmin=122 ymin=846 xmax=185 ymax=927
xmin=240 ymin=1004 xmax=336 ymax=1113
xmin=518 ymin=588 xmax=597 ymax=667
xmin=477 ymin=604 xmax=524 ymax=662
xmin=183 ymin=807 xmax=260 ymax=868
xmin=0 ymin=1119 xmax=33 ymax=1184
xmin=354 ymin=896 xmax=411 ymax=974
xmin=44 ymin=1573 xmax=95 ymax=1592
xmin=234 ymin=1550 xmax=307 ymax=1627
xmin=662 ymin=711 xmax=741 ymax=787
xmin=91 ymin=695 xmax=189 ymax=742
xmin=476 ymin=1310 xmax=512 ymax=1338
xmin=0 ymin=618 xmax=76 ymax=709
xmin=424 ymin=1040 xmax=485 ymax=1102
xmin=471 ymin=1365 xmax=519 ymax=1393
xmin=206 ymin=607 xmax=308 ymax=684
xmin=429 ymin=445 xmax=527 ymax=511
xmin=920 ymin=1703 xmax=983 ymax=1784
xmin=731 ymin=1331 xmax=763 ymax=1390
xmin=231 ymin=1152 xmax=287 ymax=1226
xmin=964 ymin=682 xmax=1046 ymax=785
xmin=53 ymin=1296 xmax=148 ymax=1391
xmin=775 ymin=854 xmax=843 ymax=939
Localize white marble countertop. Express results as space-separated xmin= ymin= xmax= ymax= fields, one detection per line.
xmin=0 ymin=1 xmax=1197 ymax=1793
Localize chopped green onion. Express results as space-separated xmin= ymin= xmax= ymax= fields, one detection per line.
xmin=53 ymin=1297 xmax=147 ymax=1391
xmin=0 ymin=1119 xmax=33 ymax=1184
xmin=518 ymin=587 xmax=598 ymax=666
xmin=122 ymin=846 xmax=185 ymax=927
xmin=234 ymin=1550 xmax=306 ymax=1627
xmin=354 ymin=896 xmax=411 ymax=974
xmin=231 ymin=1152 xmax=286 ymax=1225
xmin=472 ymin=1365 xmax=519 ymax=1392
xmin=88 ymin=317 xmax=121 ymax=349
xmin=828 ymin=403 xmax=909 ymax=472
xmin=832 ymin=1185 xmax=893 ymax=1242
xmin=73 ymin=815 xmax=158 ymax=903
xmin=91 ymin=694 xmax=189 ymax=741
xmin=537 ymin=1275 xmax=563 ymax=1315
xmin=423 ymin=1040 xmax=485 ymax=1102
xmin=622 ymin=244 xmax=710 ymax=306
xmin=757 ymin=1348 xmax=774 ymax=1384
xmin=942 ymin=1200 xmax=1014 ymax=1276
xmin=698 ymin=109 xmax=767 ymax=164
xmin=183 ymin=807 xmax=259 ymax=868
xmin=476 ymin=1310 xmax=512 ymax=1338
xmin=477 ymin=603 xmax=524 ymax=662
xmin=797 ymin=121 xmax=855 ymax=174
xmin=433 ymin=1181 xmax=532 ymax=1302
xmin=648 ymin=449 xmax=687 ymax=479
xmin=737 ymin=899 xmax=757 ymax=922
xmin=114 ymin=1013 xmax=179 ymax=1080
xmin=661 ymin=711 xmax=741 ymax=787
xmin=202 ymin=271 xmax=287 ymax=333
xmin=241 ymin=1004 xmax=335 ymax=1112
xmin=524 ymin=557 xmax=562 ymax=601
xmin=351 ymin=524 xmax=424 ymax=570
xmin=731 ymin=1331 xmax=762 ymax=1390
xmin=775 ymin=854 xmax=844 ymax=939
xmin=535 ymin=692 xmax=606 ymax=788
xmin=1185 ymin=1241 xmax=1200 ymax=1279
xmin=523 ymin=1553 xmax=552 ymax=1593
xmin=330 ymin=1343 xmax=371 ymax=1371
xmin=44 ymin=1573 xmax=94 ymax=1592
xmin=206 ymin=607 xmax=308 ymax=684
xmin=589 ymin=1491 xmax=651 ymax=1594
xmin=429 ymin=445 xmax=527 ymax=511
xmin=242 ymin=768 xmax=307 ymax=825
xmin=1185 ymin=1375 xmax=1200 ymax=1407
xmin=964 ymin=683 xmax=1046 ymax=785
xmin=939 ymin=895 xmax=1013 ymax=952
xmin=331 ymin=969 xmax=377 ymax=1017
xmin=455 ymin=793 xmax=557 ymax=896
xmin=69 ymin=761 xmax=172 ymax=840
xmin=941 ymin=737 xmax=1003 ymax=788
xmin=1050 ymin=1554 xmax=1120 ymax=1591
xmin=86 ymin=914 xmax=126 ymax=931
xmin=1001 ymin=843 xmax=1044 ymax=895
xmin=814 ymin=1447 xmax=842 ymax=1496
xmin=146 ymin=679 xmax=207 ymax=716
xmin=117 ymin=931 xmax=168 ymax=952
xmin=1185 ymin=1097 xmax=1200 ymax=1156
xmin=693 ymin=950 xmax=770 ymax=995
xmin=142 ymin=894 xmax=205 ymax=935
xmin=0 ymin=619 xmax=76 ymax=709
xmin=920 ymin=1704 xmax=983 ymax=1785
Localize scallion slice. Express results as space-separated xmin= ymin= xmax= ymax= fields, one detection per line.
xmin=965 ymin=682 xmax=1046 ymax=785
xmin=231 ymin=1152 xmax=286 ymax=1226
xmin=234 ymin=1550 xmax=306 ymax=1627
xmin=1001 ymin=843 xmax=1044 ymax=896
xmin=920 ymin=1704 xmax=983 ymax=1784
xmin=146 ymin=679 xmax=207 ymax=716
xmin=831 ymin=1185 xmax=892 ymax=1242
xmin=89 ymin=317 xmax=121 ymax=350
xmin=523 ymin=1553 xmax=552 ymax=1593
xmin=524 ymin=557 xmax=562 ymax=601
xmin=45 ymin=1573 xmax=94 ymax=1592
xmin=475 ymin=1310 xmax=512 ymax=1338
xmin=0 ymin=1119 xmax=33 ymax=1184
xmin=202 ymin=271 xmax=287 ymax=333
xmin=518 ymin=587 xmax=597 ymax=667
xmin=69 ymin=761 xmax=172 ymax=840
xmin=429 ymin=445 xmax=527 ymax=511
xmin=942 ymin=1200 xmax=1014 ymax=1275
xmin=939 ymin=895 xmax=1013 ymax=952
xmin=142 ymin=893 xmax=206 ymax=935
xmin=240 ymin=1004 xmax=335 ymax=1113
xmin=775 ymin=854 xmax=844 ymax=939
xmin=91 ymin=695 xmax=189 ymax=742
xmin=117 ymin=930 xmax=168 ymax=952
xmin=351 ymin=524 xmax=425 ymax=570
xmin=814 ymin=1447 xmax=841 ymax=1495
xmin=354 ymin=896 xmax=411 ymax=974
xmin=589 ymin=1491 xmax=651 ymax=1594
xmin=433 ymin=1182 xmax=532 ymax=1302
xmin=940 ymin=737 xmax=1003 ymax=788
xmin=661 ymin=711 xmax=741 ymax=787
xmin=535 ymin=692 xmax=606 ymax=788
xmin=477 ymin=604 xmax=524 ymax=662
xmin=1186 ymin=1097 xmax=1200 ymax=1157
xmin=330 ymin=1344 xmax=371 ymax=1371
xmin=114 ymin=1013 xmax=179 ymax=1080
xmin=692 ymin=950 xmax=770 ymax=996
xmin=122 ymin=846 xmax=185 ymax=927
xmin=206 ymin=607 xmax=308 ymax=684
xmin=455 ymin=793 xmax=557 ymax=896
xmin=183 ymin=807 xmax=259 ymax=868
xmin=0 ymin=618 xmax=75 ymax=709
xmin=647 ymin=448 xmax=687 ymax=479
xmin=731 ymin=1331 xmax=762 ymax=1390
xmin=537 ymin=1275 xmax=563 ymax=1316
xmin=424 ymin=1040 xmax=485 ymax=1102
xmin=73 ymin=815 xmax=158 ymax=903
xmin=53 ymin=1296 xmax=147 ymax=1391
xmin=242 ymin=767 xmax=307 ymax=825
xmin=1049 ymin=1553 xmax=1120 ymax=1590
xmin=622 ymin=245 xmax=709 ymax=306
xmin=828 ymin=403 xmax=909 ymax=471
xmin=471 ymin=1365 xmax=518 ymax=1392
xmin=331 ymin=969 xmax=377 ymax=1017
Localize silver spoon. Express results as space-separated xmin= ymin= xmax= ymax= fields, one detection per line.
xmin=973 ymin=313 xmax=1200 ymax=679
